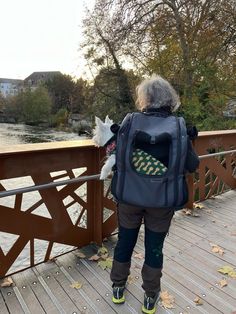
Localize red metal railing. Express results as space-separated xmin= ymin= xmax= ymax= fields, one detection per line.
xmin=186 ymin=130 xmax=236 ymax=207
xmin=0 ymin=131 xmax=235 ymax=278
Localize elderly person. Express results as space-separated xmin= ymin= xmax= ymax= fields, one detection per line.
xmin=110 ymin=75 xmax=199 ymax=314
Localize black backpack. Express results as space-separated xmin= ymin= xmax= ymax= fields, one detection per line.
xmin=111 ymin=112 xmax=189 ymax=209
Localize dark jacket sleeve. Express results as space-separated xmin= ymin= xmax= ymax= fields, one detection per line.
xmin=185 ymin=137 xmax=200 ymax=173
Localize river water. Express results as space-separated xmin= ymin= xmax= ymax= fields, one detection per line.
xmin=0 ymin=122 xmax=84 ymax=146
xmin=0 ymin=123 xmax=88 ymax=275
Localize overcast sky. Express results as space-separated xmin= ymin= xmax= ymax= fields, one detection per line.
xmin=0 ymin=0 xmax=95 ymax=80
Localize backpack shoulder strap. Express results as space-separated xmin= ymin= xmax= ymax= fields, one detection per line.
xmin=176 ymin=116 xmax=188 ymax=173
xmin=118 ymin=112 xmax=134 ymax=134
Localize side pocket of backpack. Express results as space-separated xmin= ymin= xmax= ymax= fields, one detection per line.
xmin=182 ymin=175 xmax=189 ymax=205
xmin=111 ymin=167 xmax=118 ymax=200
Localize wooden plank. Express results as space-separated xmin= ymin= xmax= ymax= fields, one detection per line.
xmin=170 ymin=222 xmax=236 ymax=254
xmin=176 ymin=218 xmax=236 ymax=250
xmin=205 ymin=197 xmax=236 ymax=208
xmin=198 ymin=130 xmax=236 ymax=136
xmin=103 ymin=238 xmax=220 ymax=313
xmin=162 ymin=273 xmax=222 ymax=314
xmin=170 ymin=218 xmax=235 ymax=247
xmin=127 ymin=257 xmax=203 ymax=314
xmin=61 ymin=251 xmax=143 ymax=313
xmin=183 ymin=208 xmax=234 ymax=228
xmin=80 ymin=258 xmax=148 ymax=314
xmin=205 ymin=196 xmax=236 ymax=209
xmin=33 ymin=263 xmax=80 ymax=313
xmin=1 ymin=286 xmax=24 ymax=314
xmin=77 ymin=246 xmax=181 ymax=314
xmin=211 ymin=190 xmax=236 ymax=200
xmin=98 ymin=240 xmax=188 ymax=313
xmin=0 ymin=290 xmax=10 ymax=314
xmin=200 ymin=207 xmax=236 ymax=226
xmin=164 ymin=259 xmax=235 ymax=313
xmin=174 ymin=214 xmax=236 ymax=240
xmin=52 ymin=265 xmax=99 ymax=313
xmin=11 ymin=270 xmax=45 ymax=314
xmin=130 ymin=255 xmax=221 ymax=314
xmin=12 ymin=268 xmax=59 ymax=314
xmin=134 ymin=242 xmax=235 ymax=314
xmin=204 ymin=197 xmax=236 ymax=212
xmin=166 ymin=234 xmax=236 ymax=271
xmin=57 ymin=252 xmax=136 ymax=314
xmin=166 ymin=228 xmax=236 ymax=266
xmin=0 ymin=139 xmax=93 ymax=155
xmin=54 ymin=254 xmax=117 ymax=313
xmin=202 ymin=205 xmax=235 ymax=223
xmin=164 ymin=243 xmax=236 ymax=297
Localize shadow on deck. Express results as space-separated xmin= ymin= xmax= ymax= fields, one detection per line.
xmin=1 ymin=190 xmax=236 ymax=314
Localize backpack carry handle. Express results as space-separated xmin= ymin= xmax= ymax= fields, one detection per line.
xmin=134 ymin=131 xmax=171 ymax=145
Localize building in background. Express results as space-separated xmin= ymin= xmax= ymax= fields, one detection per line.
xmin=24 ymin=71 xmax=61 ymax=90
xmin=0 ymin=78 xmax=23 ymax=97
xmin=0 ymin=72 xmax=62 ymax=97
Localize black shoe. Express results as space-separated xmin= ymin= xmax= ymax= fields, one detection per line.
xmin=142 ymin=293 xmax=160 ymax=314
xmin=112 ymin=285 xmax=125 ymax=304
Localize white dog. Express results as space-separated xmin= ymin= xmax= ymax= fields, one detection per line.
xmin=92 ymin=116 xmax=116 ymax=180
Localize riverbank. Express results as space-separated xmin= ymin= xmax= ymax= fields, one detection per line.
xmin=0 ymin=122 xmax=88 ymax=146
xmin=0 ymin=112 xmax=93 ymax=136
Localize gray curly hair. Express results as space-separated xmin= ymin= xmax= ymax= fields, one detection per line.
xmin=136 ymin=74 xmax=180 ymax=112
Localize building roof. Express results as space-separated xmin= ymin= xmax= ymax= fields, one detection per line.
xmin=0 ymin=78 xmax=23 ymax=84
xmin=24 ymin=71 xmax=62 ymax=83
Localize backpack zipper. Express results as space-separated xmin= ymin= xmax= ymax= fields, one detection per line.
xmin=173 ymin=117 xmax=181 ymax=206
xmin=117 ymin=113 xmax=134 ymax=200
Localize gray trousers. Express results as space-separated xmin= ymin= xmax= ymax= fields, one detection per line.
xmin=110 ymin=203 xmax=174 ymax=297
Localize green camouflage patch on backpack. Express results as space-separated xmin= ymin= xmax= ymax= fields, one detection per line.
xmin=132 ymin=148 xmax=167 ymax=175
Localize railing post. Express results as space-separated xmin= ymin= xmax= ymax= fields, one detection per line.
xmin=91 ymin=147 xmax=105 ymax=245
xmin=186 ymin=173 xmax=194 ymax=209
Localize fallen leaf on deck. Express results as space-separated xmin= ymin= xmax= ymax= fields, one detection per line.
xmin=48 ymin=256 xmax=57 ymax=262
xmin=98 ymin=246 xmax=108 ymax=255
xmin=70 ymin=281 xmax=82 ymax=289
xmin=75 ymin=251 xmax=86 ymax=258
xmin=1 ymin=277 xmax=14 ymax=287
xmin=98 ymin=257 xmax=113 ymax=270
xmin=229 ymin=271 xmax=236 ymax=279
xmin=184 ymin=209 xmax=192 ymax=215
xmin=160 ymin=290 xmax=175 ymax=309
xmin=134 ymin=264 xmax=141 ymax=271
xmin=100 ymin=252 xmax=109 ymax=260
xmin=212 ymin=220 xmax=216 ymax=223
xmin=219 ymin=279 xmax=228 ymax=288
xmin=134 ymin=253 xmax=144 ymax=259
xmin=193 ymin=202 xmax=204 ymax=209
xmin=218 ymin=266 xmax=234 ymax=274
xmin=206 ymin=209 xmax=213 ymax=213
xmin=183 ymin=209 xmax=200 ymax=217
xmin=89 ymin=254 xmax=100 ymax=261
xmin=194 ymin=297 xmax=203 ymax=305
xmin=210 ymin=243 xmax=224 ymax=256
xmin=128 ymin=275 xmax=135 ymax=284
xmin=230 ymin=232 xmax=236 ymax=236
xmin=139 ymin=235 xmax=144 ymax=241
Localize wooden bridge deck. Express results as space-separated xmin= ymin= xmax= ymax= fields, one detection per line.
xmin=1 ymin=190 xmax=236 ymax=314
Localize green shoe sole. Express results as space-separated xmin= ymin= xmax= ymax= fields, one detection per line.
xmin=141 ymin=305 xmax=156 ymax=314
xmin=112 ymin=295 xmax=125 ymax=304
